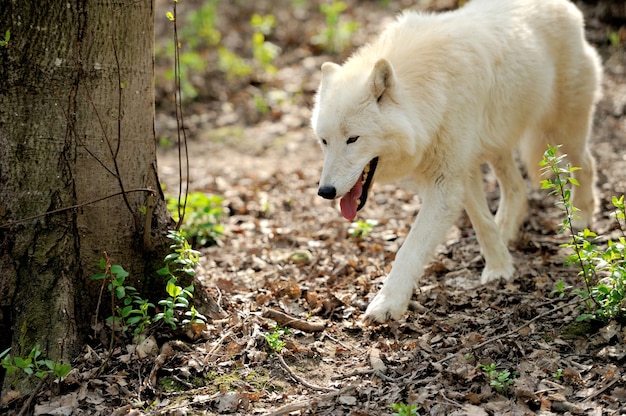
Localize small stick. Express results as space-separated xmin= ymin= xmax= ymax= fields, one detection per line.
xmin=582 ymin=377 xmax=620 ymax=402
xmin=262 ymin=308 xmax=326 ymax=332
xmin=331 ymin=368 xmax=411 ymax=382
xmin=276 ymin=353 xmax=336 ymax=392
xmin=264 ymin=386 xmax=353 ymax=416
xmin=18 ymin=376 xmax=47 ymax=416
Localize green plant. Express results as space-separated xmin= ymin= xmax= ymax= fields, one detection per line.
xmin=550 ymin=280 xmax=571 ymax=299
xmin=167 ymin=192 xmax=225 ymax=246
xmin=608 ymin=30 xmax=621 ymax=48
xmin=552 ymin=368 xmax=564 ymax=379
xmin=312 ymin=1 xmax=359 ymax=54
xmin=480 ymin=363 xmax=516 ymax=395
xmin=540 ymin=145 xmax=626 ymax=322
xmin=0 ymin=29 xmax=10 ymax=47
xmin=162 ymin=0 xmax=222 ymax=99
xmin=155 ymin=230 xmax=207 ymax=328
xmin=91 ymin=257 xmax=154 ymax=336
xmin=90 ymin=232 xmax=206 ymax=339
xmin=348 ymin=219 xmax=378 ymax=238
xmin=264 ymin=325 xmax=291 ymax=353
xmin=390 ymin=402 xmax=418 ymax=416
xmin=250 ymin=14 xmax=281 ymax=75
xmin=218 ymin=46 xmax=254 ymax=81
xmin=183 ymin=0 xmax=222 ymax=49
xmin=0 ymin=345 xmax=71 ymax=381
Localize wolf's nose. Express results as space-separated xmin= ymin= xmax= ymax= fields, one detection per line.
xmin=318 ymin=186 xmax=337 ymax=199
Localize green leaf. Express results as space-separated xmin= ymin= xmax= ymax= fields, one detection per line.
xmin=115 ymin=286 xmax=126 ymax=299
xmin=4 ymin=365 xmax=18 ymax=374
xmin=111 ymin=264 xmax=129 ymax=279
xmin=54 ymin=363 xmax=71 ymax=378
xmin=13 ymin=356 xmax=31 ymax=369
xmin=568 ymin=177 xmax=580 ymax=186
xmin=164 ymin=253 xmax=179 ymax=263
xmin=126 ymin=316 xmax=143 ymax=325
xmin=90 ymin=272 xmax=106 ymax=281
xmin=0 ymin=347 xmax=10 ymax=359
xmin=120 ymin=305 xmax=134 ymax=318
xmin=175 ymin=298 xmax=189 ymax=307
xmin=166 ymin=280 xmax=182 ymax=297
xmin=576 ymin=313 xmax=596 ymax=322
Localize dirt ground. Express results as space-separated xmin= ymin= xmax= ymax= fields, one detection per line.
xmin=6 ymin=1 xmax=626 ymax=415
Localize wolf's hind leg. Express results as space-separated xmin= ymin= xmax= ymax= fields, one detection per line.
xmin=490 ymin=152 xmax=528 ymax=244
xmin=463 ymin=168 xmax=515 ymax=284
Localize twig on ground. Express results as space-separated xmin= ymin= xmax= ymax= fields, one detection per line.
xmin=17 ymin=376 xmax=47 ymax=416
xmin=207 ymin=328 xmax=236 ymax=357
xmin=171 ymin=375 xmax=194 ymax=389
xmin=582 ymin=376 xmax=620 ymax=402
xmin=262 ymin=308 xmax=326 ymax=332
xmin=439 ymin=392 xmax=463 ymax=409
xmin=263 ymin=385 xmax=355 ymax=416
xmin=322 ymin=332 xmax=351 ymax=350
xmin=276 ymin=353 xmax=336 ymax=392
xmin=264 ymin=400 xmax=312 ymax=416
xmin=330 ymin=367 xmax=411 ymax=382
xmin=331 ymin=368 xmax=376 ymax=380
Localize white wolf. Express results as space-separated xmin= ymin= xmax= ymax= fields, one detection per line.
xmin=311 ymin=0 xmax=602 ymax=323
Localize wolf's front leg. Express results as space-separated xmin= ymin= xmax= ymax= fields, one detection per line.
xmin=364 ymin=181 xmax=463 ymax=323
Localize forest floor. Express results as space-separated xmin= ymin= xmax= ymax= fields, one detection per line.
xmin=8 ymin=1 xmax=626 ymax=415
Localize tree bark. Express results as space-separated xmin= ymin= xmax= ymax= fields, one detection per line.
xmin=0 ymin=0 xmax=172 ymax=395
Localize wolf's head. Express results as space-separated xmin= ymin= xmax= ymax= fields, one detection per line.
xmin=311 ymin=58 xmax=400 ymax=221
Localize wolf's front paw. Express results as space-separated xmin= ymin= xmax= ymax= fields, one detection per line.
xmin=480 ymin=261 xmax=515 ymax=285
xmin=363 ymin=292 xmax=409 ymax=323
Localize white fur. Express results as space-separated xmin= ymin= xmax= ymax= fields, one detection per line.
xmin=311 ymin=0 xmax=602 ymax=323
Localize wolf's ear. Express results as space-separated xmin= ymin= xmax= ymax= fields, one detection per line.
xmin=321 ymin=62 xmax=341 ymax=78
xmin=370 ymin=59 xmax=394 ymax=103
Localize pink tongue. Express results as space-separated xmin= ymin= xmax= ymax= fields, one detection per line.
xmin=340 ymin=179 xmax=363 ymax=221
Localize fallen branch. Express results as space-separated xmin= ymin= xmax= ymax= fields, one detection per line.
xmin=276 ymin=353 xmax=336 ymax=392
xmin=262 ymin=308 xmax=326 ymax=332
xmin=18 ymin=376 xmax=47 ymax=416
xmin=582 ymin=376 xmax=620 ymax=402
xmin=264 ymin=385 xmax=354 ymax=416
xmin=330 ymin=367 xmax=412 ymax=383
xmin=264 ymin=400 xmax=313 ymax=416
xmin=331 ymin=368 xmax=376 ymax=380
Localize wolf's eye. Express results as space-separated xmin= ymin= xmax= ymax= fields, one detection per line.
xmin=347 ymin=136 xmax=360 ymax=144
xmin=321 ymin=138 xmax=328 ymax=146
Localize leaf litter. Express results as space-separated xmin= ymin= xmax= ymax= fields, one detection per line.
xmin=3 ymin=1 xmax=626 ymax=415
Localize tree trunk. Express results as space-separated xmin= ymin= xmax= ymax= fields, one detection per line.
xmin=0 ymin=0 xmax=172 ymax=395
